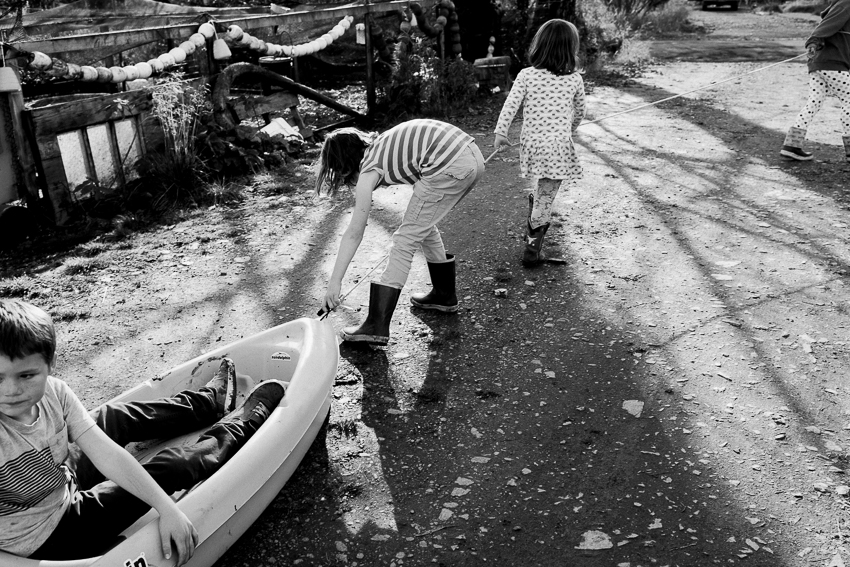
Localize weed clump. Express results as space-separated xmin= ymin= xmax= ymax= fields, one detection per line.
xmin=63 ymin=257 xmax=108 ymax=275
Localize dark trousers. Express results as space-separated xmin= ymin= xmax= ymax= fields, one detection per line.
xmin=30 ymin=388 xmax=258 ymax=560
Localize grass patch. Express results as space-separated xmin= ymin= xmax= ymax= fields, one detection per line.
xmin=329 ymin=418 xmax=359 ymax=437
xmin=73 ymin=242 xmax=109 ymax=257
xmin=0 ymin=276 xmax=34 ymax=298
xmin=63 ymin=257 xmax=108 ymax=275
xmin=52 ymin=308 xmax=91 ymax=322
xmin=207 ymin=180 xmax=246 ymax=207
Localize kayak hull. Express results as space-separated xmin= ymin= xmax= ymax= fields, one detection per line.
xmin=7 ymin=318 xmax=338 ymax=567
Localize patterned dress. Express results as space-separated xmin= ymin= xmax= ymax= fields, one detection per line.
xmin=494 ymin=67 xmax=586 ymax=180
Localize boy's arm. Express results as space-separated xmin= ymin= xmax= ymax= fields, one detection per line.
xmin=74 ymin=426 xmax=198 ymax=566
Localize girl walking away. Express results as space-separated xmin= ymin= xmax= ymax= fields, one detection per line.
xmin=316 ymin=119 xmax=486 ymax=346
xmin=494 ymin=19 xmax=586 ymax=267
xmin=780 ymin=0 xmax=850 ymax=162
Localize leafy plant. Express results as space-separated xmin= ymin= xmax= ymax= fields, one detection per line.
xmin=377 ymin=34 xmax=479 ymax=121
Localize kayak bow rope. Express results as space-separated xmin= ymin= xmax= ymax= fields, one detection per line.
xmin=317 ymin=253 xmax=390 ymax=320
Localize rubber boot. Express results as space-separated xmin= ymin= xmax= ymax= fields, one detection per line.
xmin=341 ymin=283 xmax=401 ymax=345
xmin=522 ymin=193 xmax=549 ymax=267
xmin=523 ymin=221 xmax=550 ymax=267
xmin=410 ymin=254 xmax=458 ymax=312
xmin=843 ymin=135 xmax=850 ymax=163
xmin=780 ymin=126 xmax=813 ymax=160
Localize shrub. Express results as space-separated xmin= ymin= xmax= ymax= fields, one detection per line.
xmin=630 ymin=3 xmax=694 ymax=36
xmin=782 ymin=0 xmax=829 ymax=12
xmin=377 ymin=34 xmax=479 ymax=121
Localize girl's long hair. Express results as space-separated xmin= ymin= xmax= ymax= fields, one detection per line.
xmin=315 ymin=128 xmax=376 ymax=197
xmin=528 ymin=19 xmax=580 ymax=76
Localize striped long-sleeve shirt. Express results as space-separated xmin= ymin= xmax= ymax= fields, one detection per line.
xmin=359 ymin=119 xmax=474 ymax=187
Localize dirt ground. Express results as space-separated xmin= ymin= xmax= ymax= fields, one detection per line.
xmin=2 ymin=2 xmax=850 ymax=566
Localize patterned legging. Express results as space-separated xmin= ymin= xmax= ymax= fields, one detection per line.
xmin=792 ymin=70 xmax=850 ymax=136
xmin=530 ymin=178 xmax=569 ymax=229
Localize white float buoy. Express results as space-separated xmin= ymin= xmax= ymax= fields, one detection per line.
xmin=198 ymin=22 xmax=216 ymax=39
xmin=213 ymin=38 xmax=232 ymax=60
xmin=80 ymin=65 xmax=98 ymax=81
xmin=226 ymin=25 xmax=243 ymax=42
xmin=28 ymin=51 xmax=53 ymax=70
xmin=122 ymin=65 xmax=140 ymax=81
xmin=158 ymin=52 xmax=177 ymax=67
xmin=148 ymin=58 xmax=165 ymax=73
xmin=110 ymin=66 xmax=128 ymax=83
xmin=169 ymin=48 xmax=187 ymax=63
xmin=135 ymin=61 xmax=153 ymax=79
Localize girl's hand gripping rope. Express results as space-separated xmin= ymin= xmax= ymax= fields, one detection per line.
xmin=485 ymin=137 xmax=516 ymax=164
xmin=493 ymin=133 xmax=512 ymax=151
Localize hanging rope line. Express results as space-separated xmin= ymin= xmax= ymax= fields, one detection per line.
xmin=579 ymin=53 xmax=807 ymax=127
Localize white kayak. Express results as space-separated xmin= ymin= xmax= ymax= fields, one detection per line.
xmin=4 ymin=318 xmax=338 ymax=567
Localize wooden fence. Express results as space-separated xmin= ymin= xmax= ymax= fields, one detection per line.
xmin=0 ymin=0 xmax=419 ymax=225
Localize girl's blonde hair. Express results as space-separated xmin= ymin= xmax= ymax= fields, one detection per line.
xmin=315 ymin=128 xmax=376 ymax=197
xmin=528 ymin=19 xmax=580 ymax=76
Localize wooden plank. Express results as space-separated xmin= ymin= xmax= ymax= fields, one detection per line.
xmin=8 ymin=23 xmax=199 ymax=57
xmin=229 ymin=91 xmax=299 ymax=121
xmin=7 ymin=0 xmax=427 ymax=55
xmin=27 ymin=90 xmax=151 ymax=137
xmin=38 ymin=147 xmax=74 ymax=225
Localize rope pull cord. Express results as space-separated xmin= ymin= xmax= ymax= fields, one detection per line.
xmin=580 ymin=53 xmax=807 ymax=128
xmin=317 ymin=252 xmax=390 ymax=319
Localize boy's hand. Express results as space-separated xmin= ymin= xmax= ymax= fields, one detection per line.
xmin=494 ymin=134 xmax=511 ymax=150
xmin=159 ymin=505 xmax=198 ymax=566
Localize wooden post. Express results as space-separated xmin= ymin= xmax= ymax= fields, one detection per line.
xmin=364 ymin=6 xmax=375 ymax=116
xmin=3 ymin=61 xmax=42 ymax=209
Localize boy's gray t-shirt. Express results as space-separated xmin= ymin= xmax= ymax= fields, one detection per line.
xmin=0 ymin=376 xmax=96 ymax=557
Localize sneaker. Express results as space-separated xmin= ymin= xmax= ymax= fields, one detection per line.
xmin=780 ymin=145 xmax=813 ymax=161
xmin=205 ymin=358 xmax=238 ymax=415
xmin=222 ymin=380 xmax=286 ymax=426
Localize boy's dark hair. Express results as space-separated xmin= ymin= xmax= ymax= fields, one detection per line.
xmin=315 ymin=128 xmax=376 ymax=197
xmin=528 ymin=19 xmax=581 ymax=76
xmin=0 ymin=299 xmax=56 ymax=365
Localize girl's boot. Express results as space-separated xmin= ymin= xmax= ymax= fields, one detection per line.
xmin=522 ymin=193 xmax=549 ymax=267
xmin=523 ymin=221 xmax=550 ymax=267
xmin=780 ymin=126 xmax=813 ymax=160
xmin=341 ymin=282 xmax=401 ymax=345
xmin=410 ymin=254 xmax=458 ymax=312
xmin=843 ymin=136 xmax=850 ymax=163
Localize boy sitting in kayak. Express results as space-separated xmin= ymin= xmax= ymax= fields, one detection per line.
xmin=0 ymin=298 xmax=285 ymax=565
